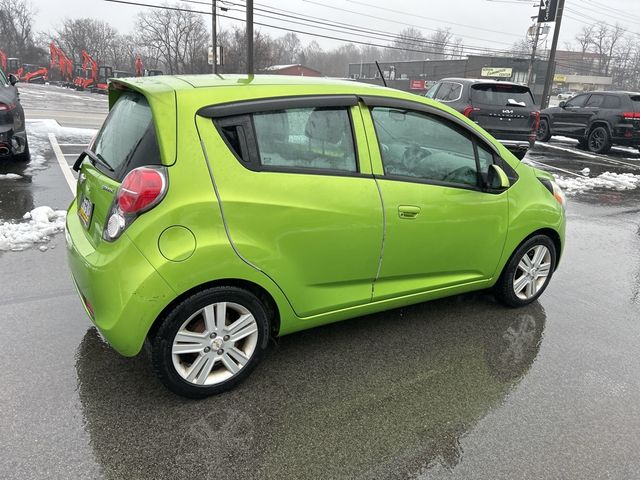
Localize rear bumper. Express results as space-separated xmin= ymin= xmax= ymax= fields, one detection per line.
xmin=497 ymin=139 xmax=532 ymax=152
xmin=0 ymin=126 xmax=27 ymax=157
xmin=65 ymin=199 xmax=176 ymax=356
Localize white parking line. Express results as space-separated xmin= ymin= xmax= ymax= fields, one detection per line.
xmin=58 ymin=143 xmax=88 ymax=147
xmin=48 ymin=133 xmax=76 ymax=195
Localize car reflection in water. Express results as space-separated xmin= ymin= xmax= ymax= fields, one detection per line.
xmin=75 ymin=294 xmax=546 ymax=479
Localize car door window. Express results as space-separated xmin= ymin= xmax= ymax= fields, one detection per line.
xmin=565 ymin=94 xmax=588 ymax=108
xmin=437 ymin=83 xmax=462 ymax=102
xmin=585 ymin=94 xmax=604 ymax=108
xmin=371 ymin=107 xmax=479 ymax=187
xmin=434 ymin=83 xmax=452 ymax=101
xmin=252 ymin=107 xmax=357 ymax=172
xmin=425 ymin=83 xmax=440 ymax=99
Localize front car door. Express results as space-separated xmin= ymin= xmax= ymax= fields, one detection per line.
xmin=360 ymin=97 xmax=510 ymax=300
xmin=196 ymin=95 xmax=383 ymax=318
xmin=553 ymin=93 xmax=591 ymax=135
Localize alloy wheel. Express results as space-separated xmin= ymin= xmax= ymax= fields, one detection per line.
xmin=588 ymin=128 xmax=605 ymax=151
xmin=171 ymin=302 xmax=259 ymax=385
xmin=512 ymin=245 xmax=552 ymax=300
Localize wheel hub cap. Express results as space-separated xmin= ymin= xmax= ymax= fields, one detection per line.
xmin=513 ymin=245 xmax=552 ymax=300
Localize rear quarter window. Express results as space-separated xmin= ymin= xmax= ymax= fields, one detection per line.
xmin=92 ymin=91 xmax=161 ymax=180
xmin=471 ymin=84 xmax=534 ymax=107
xmin=601 ymin=96 xmax=621 ymax=109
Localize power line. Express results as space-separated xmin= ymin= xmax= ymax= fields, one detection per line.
xmin=185 ymin=0 xmax=527 ymax=57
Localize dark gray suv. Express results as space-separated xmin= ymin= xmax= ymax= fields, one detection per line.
xmin=427 ymin=78 xmax=539 ymax=159
xmin=537 ymin=91 xmax=640 ymax=154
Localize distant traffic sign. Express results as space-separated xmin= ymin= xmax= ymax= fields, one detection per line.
xmin=409 ymin=79 xmax=425 ymax=90
xmin=538 ymin=0 xmax=558 ymax=22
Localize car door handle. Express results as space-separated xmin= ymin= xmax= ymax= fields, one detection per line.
xmin=398 ymin=205 xmax=421 ymax=219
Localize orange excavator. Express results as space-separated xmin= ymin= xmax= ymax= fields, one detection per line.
xmin=0 ymin=49 xmax=22 ymax=78
xmin=49 ymin=43 xmax=73 ymax=84
xmin=74 ymin=50 xmax=97 ymax=90
xmin=21 ymin=64 xmax=48 ymax=83
xmin=0 ymin=49 xmax=6 ymax=72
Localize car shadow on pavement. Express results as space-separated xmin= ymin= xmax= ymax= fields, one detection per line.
xmin=75 ymin=293 xmax=546 ymax=480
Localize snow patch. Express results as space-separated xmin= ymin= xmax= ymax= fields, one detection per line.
xmin=579 ymin=167 xmax=590 ymax=176
xmin=553 ymin=171 xmax=640 ymax=195
xmin=24 ymin=119 xmax=97 ymax=174
xmin=0 ymin=173 xmax=22 ymax=180
xmin=0 ymin=206 xmax=67 ymax=252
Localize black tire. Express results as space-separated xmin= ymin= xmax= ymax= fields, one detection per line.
xmin=587 ymin=125 xmax=611 ymax=154
xmin=494 ymin=235 xmax=557 ymax=308
xmin=12 ymin=141 xmax=30 ymax=162
xmin=151 ymin=286 xmax=271 ymax=398
xmin=577 ymin=137 xmax=588 ymax=150
xmin=537 ymin=118 xmax=551 ymax=142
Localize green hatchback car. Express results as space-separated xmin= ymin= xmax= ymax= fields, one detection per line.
xmin=66 ymin=75 xmax=566 ymax=398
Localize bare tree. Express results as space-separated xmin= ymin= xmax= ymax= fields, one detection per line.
xmin=0 ymin=0 xmax=40 ymax=61
xmin=53 ymin=18 xmax=120 ymax=66
xmin=135 ymin=4 xmax=208 ymax=74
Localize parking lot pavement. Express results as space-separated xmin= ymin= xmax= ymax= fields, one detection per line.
xmin=2 ymin=85 xmax=640 ymax=479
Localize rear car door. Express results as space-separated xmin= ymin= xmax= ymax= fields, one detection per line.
xmin=361 ymin=98 xmax=510 ymax=300
xmin=196 ymin=96 xmax=383 ymax=318
xmin=467 ymin=83 xmax=537 ymax=144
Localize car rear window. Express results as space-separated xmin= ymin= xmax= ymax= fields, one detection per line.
xmin=471 ymin=84 xmax=534 ymax=107
xmin=631 ymin=95 xmax=640 ymax=105
xmin=91 ymin=91 xmax=161 ymax=180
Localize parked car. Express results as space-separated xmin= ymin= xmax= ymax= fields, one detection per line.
xmin=557 ymin=91 xmax=576 ymax=100
xmin=426 ymin=78 xmax=540 ymax=159
xmin=537 ymin=91 xmax=640 ymax=153
xmin=66 ymin=75 xmax=566 ymax=398
xmin=0 ymin=70 xmax=29 ymax=161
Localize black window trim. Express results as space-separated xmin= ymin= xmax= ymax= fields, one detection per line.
xmin=211 ymin=99 xmax=366 ymax=178
xmin=198 ymin=94 xmax=359 ymax=119
xmin=363 ymin=95 xmax=515 ymax=192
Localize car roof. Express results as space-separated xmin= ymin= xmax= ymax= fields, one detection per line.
xmin=439 ymin=78 xmax=529 ymax=88
xmin=113 ymin=74 xmax=390 ymax=95
xmin=579 ymin=91 xmax=640 ymax=96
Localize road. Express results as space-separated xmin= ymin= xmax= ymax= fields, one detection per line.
xmin=2 ymin=83 xmax=640 ymax=480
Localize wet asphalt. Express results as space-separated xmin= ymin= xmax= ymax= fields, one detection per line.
xmin=1 ymin=84 xmax=640 ymax=479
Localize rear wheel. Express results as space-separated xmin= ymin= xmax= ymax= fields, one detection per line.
xmin=151 ymin=286 xmax=271 ymax=398
xmin=587 ymin=126 xmax=611 ymax=154
xmin=494 ymin=235 xmax=556 ymax=307
xmin=537 ymin=118 xmax=551 ymax=142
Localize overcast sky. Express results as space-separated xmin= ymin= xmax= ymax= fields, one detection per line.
xmin=32 ymin=0 xmax=640 ymax=53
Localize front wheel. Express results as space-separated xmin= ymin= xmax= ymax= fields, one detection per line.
xmin=151 ymin=287 xmax=271 ymax=398
xmin=494 ymin=235 xmax=557 ymax=307
xmin=537 ymin=118 xmax=551 ymax=142
xmin=587 ymin=126 xmax=611 ymax=154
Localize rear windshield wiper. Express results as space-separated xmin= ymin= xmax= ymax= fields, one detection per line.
xmin=73 ymin=149 xmax=114 ymax=172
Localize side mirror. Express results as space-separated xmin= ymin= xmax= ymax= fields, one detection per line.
xmin=8 ymin=74 xmax=18 ymax=86
xmin=488 ymin=164 xmax=510 ymax=189
xmin=559 ymin=101 xmax=566 ymax=108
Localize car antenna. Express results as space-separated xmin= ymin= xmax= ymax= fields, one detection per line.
xmin=375 ymin=61 xmax=387 ymax=87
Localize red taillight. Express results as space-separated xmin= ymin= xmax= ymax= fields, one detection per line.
xmin=463 ymin=106 xmax=480 ymax=117
xmin=104 ymin=166 xmax=167 ymax=241
xmin=531 ymin=111 xmax=540 ymax=131
xmin=622 ymin=112 xmax=640 ymax=119
xmin=0 ymin=102 xmax=16 ymax=111
xmin=117 ymin=167 xmax=166 ymax=214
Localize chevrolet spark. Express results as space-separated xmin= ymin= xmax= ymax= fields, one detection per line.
xmin=66 ymin=75 xmax=566 ymax=398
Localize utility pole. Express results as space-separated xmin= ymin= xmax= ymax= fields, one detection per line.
xmin=541 ymin=0 xmax=565 ymax=108
xmin=211 ymin=0 xmax=217 ymax=74
xmin=247 ymin=0 xmax=254 ymax=75
xmin=527 ymin=22 xmax=541 ymax=87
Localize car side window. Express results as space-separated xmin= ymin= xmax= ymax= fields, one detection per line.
xmin=425 ymin=83 xmax=440 ymax=99
xmin=371 ymin=107 xmax=479 ymax=187
xmin=434 ymin=82 xmax=452 ymax=101
xmin=439 ymin=83 xmax=462 ymax=102
xmin=565 ymin=94 xmax=588 ymax=108
xmin=601 ymin=95 xmax=621 ymax=109
xmin=252 ymin=107 xmax=357 ymax=172
xmin=586 ymin=94 xmax=604 ymax=107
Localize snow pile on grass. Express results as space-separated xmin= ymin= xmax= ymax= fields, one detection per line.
xmin=0 ymin=206 xmax=67 ymax=252
xmin=553 ymin=171 xmax=640 ymax=195
xmin=0 ymin=173 xmax=22 ymax=180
